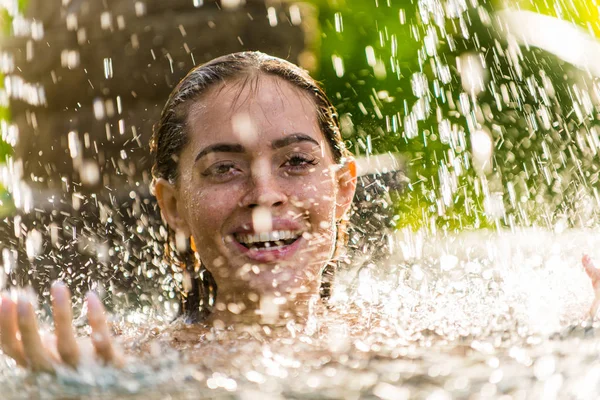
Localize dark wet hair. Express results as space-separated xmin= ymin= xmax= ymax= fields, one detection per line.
xmin=150 ymin=51 xmax=352 ymax=323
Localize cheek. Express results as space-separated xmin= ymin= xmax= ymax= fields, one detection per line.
xmin=182 ymin=185 xmax=242 ymax=239
xmin=294 ymin=176 xmax=338 ymax=228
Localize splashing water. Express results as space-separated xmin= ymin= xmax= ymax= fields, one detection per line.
xmin=0 ymin=0 xmax=599 ymax=398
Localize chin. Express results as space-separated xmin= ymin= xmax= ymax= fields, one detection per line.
xmin=233 ymin=261 xmax=321 ymax=295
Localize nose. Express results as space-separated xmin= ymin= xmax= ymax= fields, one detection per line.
xmin=240 ymin=171 xmax=288 ymax=209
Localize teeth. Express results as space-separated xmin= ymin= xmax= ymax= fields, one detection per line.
xmin=235 ymin=230 xmax=301 ymax=245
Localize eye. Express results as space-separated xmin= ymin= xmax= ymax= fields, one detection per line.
xmin=283 ymin=153 xmax=319 ymax=173
xmin=201 ymin=161 xmax=242 ymax=181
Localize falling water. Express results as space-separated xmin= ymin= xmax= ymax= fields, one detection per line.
xmin=0 ymin=0 xmax=600 ymax=398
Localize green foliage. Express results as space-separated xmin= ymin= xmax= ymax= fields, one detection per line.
xmin=309 ymin=0 xmax=600 ymax=232
xmin=309 ymin=0 xmax=493 ymax=232
xmin=0 ymin=0 xmax=27 ymax=215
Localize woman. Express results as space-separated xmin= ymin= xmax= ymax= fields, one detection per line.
xmin=0 ymin=52 xmax=357 ymax=371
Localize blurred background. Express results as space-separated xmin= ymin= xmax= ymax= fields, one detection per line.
xmin=0 ymin=0 xmax=598 ymax=313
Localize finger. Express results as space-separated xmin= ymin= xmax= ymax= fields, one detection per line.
xmin=590 ymin=298 xmax=600 ymax=319
xmin=583 ymin=255 xmax=600 ymax=287
xmin=51 ymin=283 xmax=79 ymax=368
xmin=0 ymin=296 xmax=27 ymax=366
xmin=86 ymin=292 xmax=123 ymax=367
xmin=16 ymin=296 xmax=54 ymax=373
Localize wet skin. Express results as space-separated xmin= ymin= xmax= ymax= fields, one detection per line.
xmin=155 ymin=74 xmax=356 ymax=303
xmin=0 ymin=283 xmax=122 ymax=372
xmin=0 ymin=73 xmax=356 ymax=370
xmin=582 ymin=254 xmax=600 ymax=318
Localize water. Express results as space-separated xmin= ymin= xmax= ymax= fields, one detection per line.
xmin=1 ymin=0 xmax=600 ymax=398
xmin=0 ymin=229 xmax=597 ymax=399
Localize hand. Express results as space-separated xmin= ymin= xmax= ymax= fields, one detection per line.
xmin=0 ymin=282 xmax=123 ymax=373
xmin=583 ymin=254 xmax=600 ymax=319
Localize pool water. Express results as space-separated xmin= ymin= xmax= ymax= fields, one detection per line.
xmin=1 ymin=228 xmax=599 ymax=399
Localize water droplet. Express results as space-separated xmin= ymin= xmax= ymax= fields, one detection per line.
xmin=93 ymin=98 xmax=105 ymax=120
xmin=458 ymin=53 xmax=487 ymax=95
xmin=534 ymin=355 xmax=556 ymax=380
xmin=103 ymin=58 xmax=113 ymax=79
xmin=79 ymin=160 xmax=100 ymax=186
xmin=220 ymin=0 xmax=242 ymax=10
xmin=411 ymin=72 xmax=428 ymax=98
xmin=373 ymin=382 xmax=410 ymax=400
xmin=471 ymin=129 xmax=493 ymax=173
xmin=289 ymin=5 xmax=302 ymax=26
xmin=259 ymin=295 xmax=279 ymax=324
xmin=100 ymin=11 xmax=113 ymax=30
xmin=231 ymin=112 xmax=257 ymax=145
xmin=252 ymin=207 xmax=272 ymax=233
xmin=331 ymin=55 xmax=345 ymax=78
xmin=440 ymin=254 xmax=458 ymax=271
xmin=267 ymin=7 xmax=278 ymax=27
xmin=25 ymin=229 xmax=42 ymax=261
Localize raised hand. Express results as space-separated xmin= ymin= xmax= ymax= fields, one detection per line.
xmin=0 ymin=282 xmax=123 ymax=373
xmin=582 ymin=254 xmax=600 ymax=319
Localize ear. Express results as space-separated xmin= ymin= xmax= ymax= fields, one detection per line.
xmin=335 ymin=158 xmax=357 ymax=220
xmin=154 ymin=178 xmax=191 ymax=237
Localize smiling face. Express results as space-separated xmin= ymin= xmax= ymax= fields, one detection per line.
xmin=155 ymin=74 xmax=355 ymax=297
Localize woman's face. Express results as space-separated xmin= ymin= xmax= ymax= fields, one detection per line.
xmin=156 ymin=74 xmax=355 ymax=296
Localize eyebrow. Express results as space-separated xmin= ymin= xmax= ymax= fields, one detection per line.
xmin=271 ymin=133 xmax=320 ymax=150
xmin=195 ymin=133 xmax=321 ymax=162
xmin=195 ymin=143 xmax=245 ymax=162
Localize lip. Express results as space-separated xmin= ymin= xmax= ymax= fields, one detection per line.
xmin=230 ymin=218 xmax=304 ymax=234
xmin=227 ymin=218 xmax=305 ymax=262
xmin=231 ymin=235 xmax=303 ymax=262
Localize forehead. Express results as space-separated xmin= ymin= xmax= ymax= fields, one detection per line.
xmin=185 ymin=74 xmax=322 ymax=147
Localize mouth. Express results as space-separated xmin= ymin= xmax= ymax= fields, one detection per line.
xmin=234 ymin=230 xmax=303 ymax=251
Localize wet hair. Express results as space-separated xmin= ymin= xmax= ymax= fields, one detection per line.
xmin=149 ymin=51 xmax=352 ymax=322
